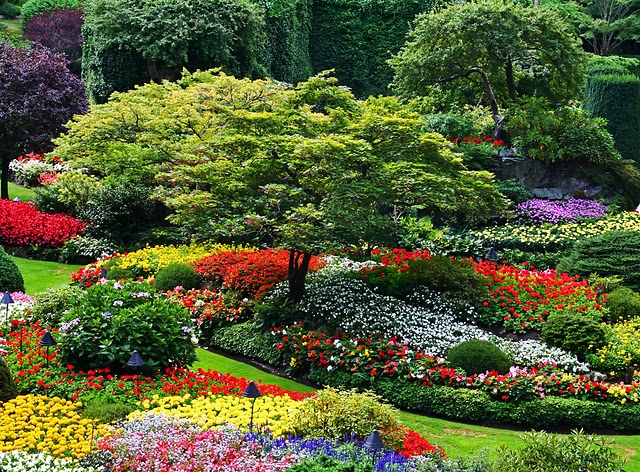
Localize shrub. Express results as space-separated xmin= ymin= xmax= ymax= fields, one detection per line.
xmin=587 ymin=317 xmax=640 ymax=375
xmin=58 ymin=280 xmax=197 ymax=372
xmin=20 ymin=0 xmax=80 ymax=25
xmin=423 ymin=112 xmax=477 ymax=139
xmin=59 ymin=235 xmax=119 ymax=264
xmin=496 ymin=179 xmax=533 ymax=206
xmin=208 ymin=321 xmax=281 ymax=365
xmin=605 ymin=286 xmax=640 ymax=322
xmin=0 ymin=246 xmax=24 ymax=293
xmin=153 ymin=263 xmax=201 ymax=291
xmin=293 ymin=387 xmax=404 ymax=450
xmin=493 ymin=430 xmax=624 ymax=472
xmin=541 ymin=312 xmax=606 ymax=359
xmin=82 ymin=401 xmax=136 ymax=424
xmin=0 ymin=2 xmax=20 ymax=19
xmin=446 ymin=339 xmax=511 ymax=375
xmin=105 ymin=267 xmax=134 ymax=281
xmin=557 ymin=230 xmax=640 ymax=291
xmin=29 ymin=286 xmax=82 ymax=327
xmin=0 ymin=357 xmax=18 ymax=402
xmin=34 ymin=171 xmax=101 ymax=217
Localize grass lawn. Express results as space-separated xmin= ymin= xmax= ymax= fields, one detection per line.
xmin=8 ymin=182 xmax=36 ymax=201
xmin=0 ymin=18 xmax=21 ymax=31
xmin=193 ymin=346 xmax=640 ymax=470
xmin=12 ymin=256 xmax=82 ymax=294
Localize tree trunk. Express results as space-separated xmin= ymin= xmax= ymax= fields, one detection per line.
xmin=467 ymin=67 xmax=507 ymax=142
xmin=505 ymin=59 xmax=517 ymax=102
xmin=288 ymin=249 xmax=312 ymax=303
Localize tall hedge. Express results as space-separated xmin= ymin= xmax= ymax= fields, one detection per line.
xmin=584 ymin=73 xmax=640 ymax=164
xmin=309 ymin=0 xmax=434 ymax=98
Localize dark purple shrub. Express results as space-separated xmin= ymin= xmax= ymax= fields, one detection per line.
xmin=24 ymin=8 xmax=84 ymax=74
xmin=515 ymin=198 xmax=609 ymax=225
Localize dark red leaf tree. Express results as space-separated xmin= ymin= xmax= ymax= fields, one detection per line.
xmin=0 ymin=42 xmax=87 ymax=199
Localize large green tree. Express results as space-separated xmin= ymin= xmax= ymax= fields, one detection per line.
xmin=389 ymin=0 xmax=586 ymax=138
xmin=53 ymin=70 xmax=504 ymax=301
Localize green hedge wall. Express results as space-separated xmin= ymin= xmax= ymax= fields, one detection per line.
xmin=584 ymin=73 xmax=640 ymax=164
xmin=309 ymin=0 xmax=434 ymax=98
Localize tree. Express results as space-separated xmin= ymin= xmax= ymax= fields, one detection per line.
xmin=0 ymin=42 xmax=87 ymax=199
xmin=53 ymin=70 xmax=504 ymax=302
xmin=389 ymin=0 xmax=586 ymax=138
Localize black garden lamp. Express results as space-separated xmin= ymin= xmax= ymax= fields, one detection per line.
xmin=127 ymin=350 xmax=145 ymax=367
xmin=39 ymin=331 xmax=56 ymax=367
xmin=242 ymin=380 xmax=262 ymax=432
xmin=485 ymin=247 xmax=499 ymax=262
xmin=100 ymin=268 xmax=107 ymax=278
xmin=2 ymin=291 xmax=14 ymax=327
xmin=364 ymin=429 xmax=386 ymax=463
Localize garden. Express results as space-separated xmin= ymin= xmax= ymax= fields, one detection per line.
xmin=2 ymin=0 xmax=640 ymax=470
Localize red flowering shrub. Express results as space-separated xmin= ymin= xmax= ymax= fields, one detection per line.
xmin=0 ymin=199 xmax=85 ymax=248
xmin=398 ymin=427 xmax=446 ymax=459
xmin=70 ymin=266 xmax=104 ymax=287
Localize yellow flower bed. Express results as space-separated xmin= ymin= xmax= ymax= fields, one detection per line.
xmin=0 ymin=395 xmax=107 ymax=459
xmin=102 ymin=243 xmax=257 ymax=277
xmin=471 ymin=212 xmax=640 ymax=250
xmin=591 ymin=318 xmax=640 ymax=375
xmin=131 ymin=393 xmax=300 ymax=437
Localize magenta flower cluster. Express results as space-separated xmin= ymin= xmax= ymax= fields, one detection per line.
xmin=515 ymin=198 xmax=608 ymax=225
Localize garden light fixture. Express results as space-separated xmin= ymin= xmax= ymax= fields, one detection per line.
xmin=364 ymin=429 xmax=385 ymax=463
xmin=1 ymin=291 xmax=13 ymax=327
xmin=242 ymin=380 xmax=261 ymax=431
xmin=39 ymin=331 xmax=56 ymax=367
xmin=127 ymin=350 xmax=145 ymax=367
xmin=485 ymin=247 xmax=499 ymax=261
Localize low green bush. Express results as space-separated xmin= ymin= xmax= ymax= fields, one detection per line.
xmin=423 ymin=113 xmax=477 ymax=140
xmin=82 ymin=401 xmax=136 ymax=424
xmin=0 ymin=356 xmax=18 ymax=402
xmin=20 ymin=0 xmax=80 ymax=24
xmin=541 ymin=312 xmax=606 ymax=359
xmin=153 ymin=263 xmax=201 ymax=292
xmin=495 ymin=179 xmax=533 ymax=206
xmin=105 ymin=267 xmax=134 ymax=281
xmin=446 ymin=339 xmax=511 ymax=375
xmin=604 ymin=286 xmax=640 ymax=322
xmin=286 ymin=456 xmax=373 ymax=472
xmin=0 ymin=2 xmax=20 ymax=18
xmin=208 ymin=321 xmax=281 ymax=365
xmin=0 ymin=247 xmax=24 ymax=293
xmin=30 ymin=286 xmax=83 ymax=327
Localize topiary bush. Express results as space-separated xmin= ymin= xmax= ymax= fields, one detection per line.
xmin=0 ymin=246 xmax=25 ymax=293
xmin=446 ymin=339 xmax=512 ymax=375
xmin=557 ymin=231 xmax=640 ymax=291
xmin=58 ymin=280 xmax=197 ymax=373
xmin=605 ymin=286 xmax=640 ymax=323
xmin=541 ymin=312 xmax=606 ymax=359
xmin=0 ymin=356 xmax=19 ymax=402
xmin=153 ymin=263 xmax=201 ymax=291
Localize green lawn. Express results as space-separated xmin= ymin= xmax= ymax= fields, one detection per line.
xmin=193 ymin=346 xmax=640 ymax=469
xmin=8 ymin=182 xmax=36 ymax=201
xmin=0 ymin=18 xmax=21 ymax=31
xmin=12 ymin=256 xmax=82 ymax=295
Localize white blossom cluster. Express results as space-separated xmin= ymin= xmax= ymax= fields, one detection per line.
xmin=0 ymin=451 xmax=98 ymax=472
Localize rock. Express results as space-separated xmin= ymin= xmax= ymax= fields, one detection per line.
xmin=531 ymin=188 xmax=564 ymax=200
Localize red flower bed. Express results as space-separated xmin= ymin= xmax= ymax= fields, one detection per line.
xmin=0 ymin=199 xmax=85 ymax=248
xmin=194 ymin=249 xmax=324 ymax=300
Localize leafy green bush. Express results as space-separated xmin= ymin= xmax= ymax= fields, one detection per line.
xmin=293 ymin=387 xmax=403 ymax=449
xmin=29 ymin=286 xmax=83 ymax=327
xmin=105 ymin=267 xmax=134 ymax=281
xmin=0 ymin=2 xmax=20 ymax=19
xmin=423 ymin=112 xmax=477 ymax=139
xmin=34 ymin=171 xmax=101 ymax=217
xmin=446 ymin=339 xmax=512 ymax=375
xmin=82 ymin=401 xmax=136 ymax=424
xmin=208 ymin=321 xmax=281 ymax=364
xmin=127 ymin=226 xmax=190 ymax=249
xmin=499 ymin=248 xmax=568 ymax=271
xmin=153 ymin=263 xmax=201 ymax=291
xmin=557 ymin=230 xmax=640 ymax=291
xmin=506 ymin=97 xmax=621 ymax=165
xmin=20 ymin=0 xmax=80 ymax=24
xmin=493 ymin=430 xmax=624 ymax=472
xmin=495 ymin=179 xmax=533 ymax=206
xmin=541 ymin=312 xmax=606 ymax=359
xmin=60 ymin=235 xmax=119 ymax=264
xmin=287 ymin=456 xmax=373 ymax=472
xmin=605 ymin=286 xmax=640 ymax=322
xmin=0 ymin=247 xmax=24 ymax=293
xmin=0 ymin=356 xmax=19 ymax=402
xmin=58 ymin=280 xmax=196 ymax=372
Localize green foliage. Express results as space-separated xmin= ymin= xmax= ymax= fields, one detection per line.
xmin=293 ymin=387 xmax=403 ymax=449
xmin=446 ymin=340 xmax=512 ymax=375
xmin=0 ymin=247 xmax=24 ymax=293
xmin=506 ymin=97 xmax=621 ymax=165
xmin=541 ymin=312 xmax=606 ymax=358
xmin=586 ymin=317 xmax=640 ymax=374
xmin=397 ymin=215 xmax=444 ymax=251
xmin=153 ymin=263 xmax=201 ymax=291
xmin=499 ymin=248 xmax=568 ymax=271
xmin=59 ymin=280 xmax=197 ymax=372
xmin=34 ymin=171 xmax=101 ymax=217
xmin=495 ymin=179 xmax=533 ymax=206
xmin=20 ymin=0 xmax=79 ymax=24
xmin=208 ymin=320 xmax=281 ymax=364
xmin=493 ymin=430 xmax=625 ymax=472
xmin=0 ymin=356 xmax=19 ymax=402
xmin=127 ymin=227 xmax=191 ymax=249
xmin=29 ymin=285 xmax=83 ymax=327
xmin=557 ymin=230 xmax=640 ymax=290
xmin=59 ymin=235 xmax=119 ymax=264
xmin=105 ymin=267 xmax=134 ymax=281
xmin=584 ymin=73 xmax=640 ymax=164
xmin=0 ymin=2 xmax=20 ymax=18
xmin=422 ymin=113 xmax=477 ymax=139
xmin=82 ymin=401 xmax=136 ymax=424
xmin=81 ymin=0 xmax=264 ymax=103
xmin=603 ymin=286 xmax=640 ymax=322
xmin=309 ymin=0 xmax=434 ymax=98
xmin=390 ymin=0 xmax=586 ymax=108
xmin=287 ymin=456 xmax=373 ymax=472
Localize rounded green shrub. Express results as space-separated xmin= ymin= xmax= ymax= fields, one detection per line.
xmin=1 ymin=2 xmax=20 ymax=19
xmin=605 ymin=286 xmax=640 ymax=322
xmin=105 ymin=267 xmax=134 ymax=281
xmin=0 ymin=356 xmax=19 ymax=402
xmin=541 ymin=312 xmax=606 ymax=359
xmin=0 ymin=247 xmax=24 ymax=293
xmin=153 ymin=263 xmax=201 ymax=292
xmin=58 ymin=280 xmax=196 ymax=373
xmin=446 ymin=339 xmax=512 ymax=375
xmin=30 ymin=286 xmax=83 ymax=327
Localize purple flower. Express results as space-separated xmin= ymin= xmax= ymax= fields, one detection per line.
xmin=515 ymin=198 xmax=608 ymax=225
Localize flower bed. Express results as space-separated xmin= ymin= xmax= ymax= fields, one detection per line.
xmin=514 ymin=198 xmax=609 ymax=225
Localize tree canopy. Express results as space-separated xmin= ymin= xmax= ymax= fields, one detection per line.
xmin=0 ymin=42 xmax=87 ymax=199
xmin=389 ymin=0 xmax=587 ymax=136
xmin=53 ymin=70 xmax=504 ymax=300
